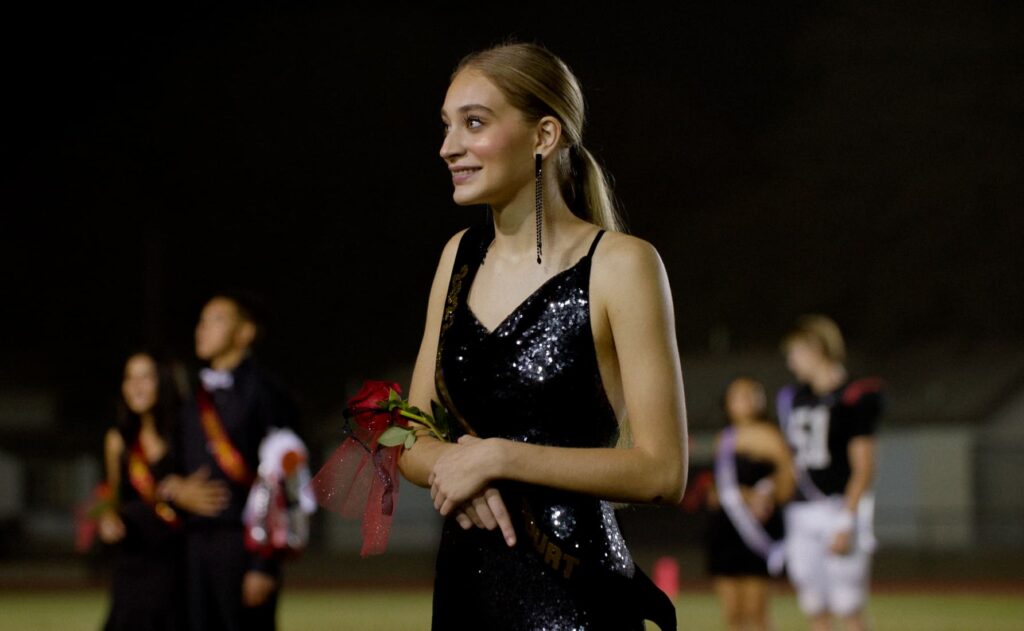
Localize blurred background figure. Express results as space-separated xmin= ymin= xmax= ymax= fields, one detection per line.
xmin=706 ymin=377 xmax=793 ymax=631
xmin=777 ymin=316 xmax=883 ymax=631
xmin=179 ymin=293 xmax=300 ymax=631
xmin=99 ymin=352 xmax=227 ymax=631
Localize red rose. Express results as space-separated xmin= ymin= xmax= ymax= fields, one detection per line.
xmin=347 ymin=380 xmax=401 ymax=434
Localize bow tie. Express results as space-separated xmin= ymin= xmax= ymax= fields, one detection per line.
xmin=200 ymin=368 xmax=235 ymax=391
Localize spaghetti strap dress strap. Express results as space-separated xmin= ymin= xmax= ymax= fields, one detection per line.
xmin=586 ymin=229 xmax=606 ymax=259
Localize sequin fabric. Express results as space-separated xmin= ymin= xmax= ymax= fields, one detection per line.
xmin=430 ymin=225 xmax=654 ymax=631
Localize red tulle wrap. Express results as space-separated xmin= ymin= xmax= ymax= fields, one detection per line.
xmin=74 ymin=504 xmax=99 ymax=553
xmin=310 ymin=381 xmax=404 ymax=557
xmin=74 ymin=481 xmax=114 ymax=553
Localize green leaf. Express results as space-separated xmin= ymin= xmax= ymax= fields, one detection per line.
xmin=378 ymin=426 xmax=412 ymax=447
xmin=388 ymin=389 xmax=401 ymax=403
xmin=430 ymin=400 xmax=452 ymax=440
xmin=87 ymin=501 xmax=115 ymax=519
xmin=429 ymin=400 xmax=443 ymax=420
xmin=404 ymin=433 xmax=417 ymax=449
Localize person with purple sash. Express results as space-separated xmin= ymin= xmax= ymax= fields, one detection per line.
xmin=707 ymin=377 xmax=794 ymax=631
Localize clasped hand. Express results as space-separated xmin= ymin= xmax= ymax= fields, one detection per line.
xmin=429 ymin=435 xmax=516 ymax=547
xmin=747 ymin=488 xmax=776 ymax=523
xmin=157 ymin=466 xmax=230 ymax=517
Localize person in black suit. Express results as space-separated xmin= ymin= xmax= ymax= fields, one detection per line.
xmin=172 ymin=293 xmax=299 ymax=631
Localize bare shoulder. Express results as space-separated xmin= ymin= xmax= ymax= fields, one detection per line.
xmin=748 ymin=421 xmax=785 ymax=443
xmin=422 ymin=228 xmax=471 ymax=320
xmin=443 ymin=228 xmax=469 ymax=256
xmin=438 ymin=228 xmax=468 ymax=266
xmin=428 ymin=228 xmax=469 ymax=291
xmin=591 ymin=231 xmax=671 ymax=303
xmin=593 ymin=231 xmax=664 ymax=272
xmin=742 ymin=422 xmax=789 ymax=457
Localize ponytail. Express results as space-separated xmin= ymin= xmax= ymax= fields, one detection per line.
xmin=564 ymin=144 xmax=625 ymax=233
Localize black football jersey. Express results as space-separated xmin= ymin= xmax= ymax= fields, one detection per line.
xmin=780 ymin=378 xmax=884 ymax=497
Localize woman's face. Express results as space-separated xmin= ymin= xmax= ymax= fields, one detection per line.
xmin=439 ymin=69 xmax=537 ymax=207
xmin=122 ymin=353 xmax=159 ymax=416
xmin=725 ymin=379 xmax=766 ymax=423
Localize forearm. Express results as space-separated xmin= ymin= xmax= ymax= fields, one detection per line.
xmin=398 ymin=434 xmax=454 ymax=488
xmin=103 ymin=430 xmax=123 ymax=493
xmin=771 ymin=455 xmax=796 ymax=504
xmin=844 ymin=436 xmax=875 ymax=513
xmin=842 ymin=468 xmax=872 ymax=513
xmin=496 ymin=440 xmax=686 ymax=505
xmin=105 ymin=464 xmax=120 ymax=492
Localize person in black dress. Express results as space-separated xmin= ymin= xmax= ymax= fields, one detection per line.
xmin=397 ymin=43 xmax=688 ymax=630
xmin=176 ymin=293 xmax=299 ymax=631
xmin=99 ymin=352 xmax=228 ymax=631
xmin=706 ymin=377 xmax=794 ymax=631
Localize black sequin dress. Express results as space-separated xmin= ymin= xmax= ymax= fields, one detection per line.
xmin=431 ymin=225 xmax=676 ymax=631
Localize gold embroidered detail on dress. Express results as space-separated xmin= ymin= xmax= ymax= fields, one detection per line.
xmin=435 ymin=262 xmax=477 ymax=437
xmin=440 ymin=263 xmax=468 ymax=343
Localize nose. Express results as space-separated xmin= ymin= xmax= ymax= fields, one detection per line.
xmin=440 ymin=127 xmax=464 ymax=162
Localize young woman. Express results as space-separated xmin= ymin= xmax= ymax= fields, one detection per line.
xmin=777 ymin=315 xmax=883 ymax=631
xmin=706 ymin=377 xmax=794 ymax=631
xmin=397 ymin=43 xmax=688 ymax=630
xmin=99 ymin=352 xmax=228 ymax=631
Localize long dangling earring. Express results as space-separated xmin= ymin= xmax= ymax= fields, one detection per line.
xmin=535 ymin=153 xmax=543 ymax=265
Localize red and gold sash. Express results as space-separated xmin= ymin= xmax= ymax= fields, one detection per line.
xmin=127 ymin=441 xmax=180 ymax=526
xmin=196 ymin=387 xmax=254 ymax=485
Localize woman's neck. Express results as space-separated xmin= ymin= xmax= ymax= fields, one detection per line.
xmin=139 ymin=413 xmax=156 ymax=434
xmin=489 ymin=178 xmax=585 ymax=266
xmin=731 ymin=415 xmax=760 ymax=428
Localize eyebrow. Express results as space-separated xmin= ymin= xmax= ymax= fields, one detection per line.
xmin=440 ymin=103 xmax=496 ymax=117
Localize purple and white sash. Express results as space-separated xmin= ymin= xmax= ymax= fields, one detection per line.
xmin=776 ymin=385 xmax=828 ymax=502
xmin=715 ymin=427 xmax=785 ymax=576
xmin=777 ymin=385 xmax=878 ymax=553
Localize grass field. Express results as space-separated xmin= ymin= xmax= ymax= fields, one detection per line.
xmin=2 ymin=588 xmax=1022 ymax=630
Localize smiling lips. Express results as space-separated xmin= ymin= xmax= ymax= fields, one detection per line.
xmin=450 ymin=166 xmax=481 ymax=185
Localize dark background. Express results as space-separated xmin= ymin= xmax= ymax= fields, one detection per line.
xmin=3 ymin=2 xmax=1022 ymax=430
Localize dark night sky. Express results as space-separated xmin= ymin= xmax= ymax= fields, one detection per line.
xmin=2 ymin=3 xmax=1022 ymax=429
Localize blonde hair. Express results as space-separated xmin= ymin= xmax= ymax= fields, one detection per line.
xmin=453 ymin=42 xmax=625 ymax=233
xmin=781 ymin=314 xmax=847 ymax=364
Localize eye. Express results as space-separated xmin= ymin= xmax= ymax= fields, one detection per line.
xmin=466 ymin=116 xmax=483 ymax=129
